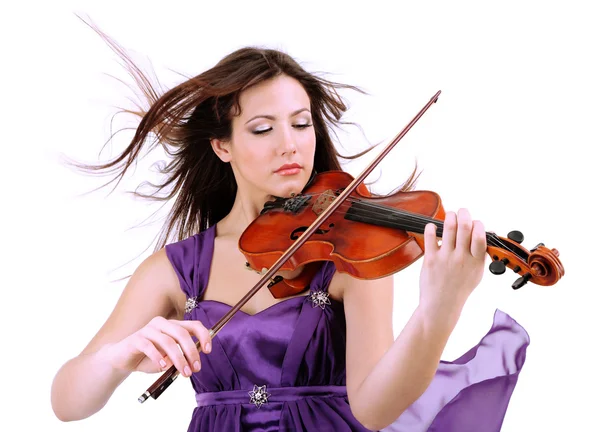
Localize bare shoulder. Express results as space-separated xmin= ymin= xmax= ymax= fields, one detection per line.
xmin=329 ymin=271 xmax=394 ymax=326
xmin=80 ymin=248 xmax=186 ymax=355
xmin=135 ymin=248 xmax=188 ymax=315
xmin=329 ymin=271 xmax=394 ymax=315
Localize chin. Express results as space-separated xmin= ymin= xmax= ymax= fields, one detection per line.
xmin=269 ymin=181 xmax=306 ymax=198
xmin=263 ymin=171 xmax=311 ymax=199
xmin=270 ymin=187 xmax=300 ymax=199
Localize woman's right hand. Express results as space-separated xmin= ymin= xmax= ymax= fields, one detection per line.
xmin=100 ymin=316 xmax=212 ymax=377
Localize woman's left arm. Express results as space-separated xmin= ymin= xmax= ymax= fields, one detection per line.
xmin=340 ymin=273 xmax=461 ymax=430
xmin=338 ymin=209 xmax=486 ymax=430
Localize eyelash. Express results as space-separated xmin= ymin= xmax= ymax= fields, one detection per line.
xmin=252 ymin=124 xmax=313 ymax=135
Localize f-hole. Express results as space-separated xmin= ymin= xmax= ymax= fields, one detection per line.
xmin=290 ymin=223 xmax=335 ymax=240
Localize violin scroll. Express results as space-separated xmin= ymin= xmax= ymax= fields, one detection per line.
xmin=486 ymin=230 xmax=564 ymax=290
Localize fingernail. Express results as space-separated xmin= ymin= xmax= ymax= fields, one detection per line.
xmin=160 ymin=359 xmax=167 ymax=368
xmin=194 ymin=361 xmax=201 ymax=371
xmin=205 ymin=342 xmax=211 ymax=353
xmin=184 ymin=365 xmax=192 ymax=376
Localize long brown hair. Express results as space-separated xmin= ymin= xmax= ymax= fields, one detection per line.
xmin=69 ymin=18 xmax=419 ymax=252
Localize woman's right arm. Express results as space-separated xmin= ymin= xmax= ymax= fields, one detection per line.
xmin=50 ymin=248 xmax=212 ymax=422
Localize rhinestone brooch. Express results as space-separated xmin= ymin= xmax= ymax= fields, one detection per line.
xmin=248 ymin=385 xmax=271 ymax=408
xmin=185 ymin=296 xmax=198 ymax=314
xmin=310 ymin=290 xmax=331 ymax=309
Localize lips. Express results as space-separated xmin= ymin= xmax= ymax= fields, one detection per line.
xmin=274 ymin=163 xmax=302 ymax=173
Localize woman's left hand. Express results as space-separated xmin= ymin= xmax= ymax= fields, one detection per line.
xmin=418 ymin=208 xmax=487 ymax=319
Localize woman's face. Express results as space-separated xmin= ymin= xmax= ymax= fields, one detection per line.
xmin=211 ymin=74 xmax=316 ymax=204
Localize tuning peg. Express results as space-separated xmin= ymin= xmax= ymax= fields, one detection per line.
xmin=489 ymin=258 xmax=509 ymax=275
xmin=530 ymin=242 xmax=544 ymax=252
xmin=512 ymin=272 xmax=532 ymax=290
xmin=507 ymin=230 xmax=524 ymax=244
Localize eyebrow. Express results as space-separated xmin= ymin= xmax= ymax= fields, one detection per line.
xmin=244 ymin=108 xmax=310 ymax=125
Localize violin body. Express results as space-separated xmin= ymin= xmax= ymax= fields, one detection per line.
xmin=239 ymin=171 xmax=446 ymax=297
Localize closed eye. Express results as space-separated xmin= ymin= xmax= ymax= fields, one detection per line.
xmin=252 ymin=124 xmax=313 ymax=135
xmin=252 ymin=127 xmax=272 ymax=135
xmin=294 ymin=123 xmax=313 ymax=129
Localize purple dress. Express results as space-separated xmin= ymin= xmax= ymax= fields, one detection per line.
xmin=165 ymin=224 xmax=529 ymax=431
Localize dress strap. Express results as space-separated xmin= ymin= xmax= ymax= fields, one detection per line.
xmin=310 ymin=261 xmax=337 ymax=294
xmin=279 ymin=261 xmax=339 ymax=386
xmin=164 ymin=224 xmax=216 ymax=301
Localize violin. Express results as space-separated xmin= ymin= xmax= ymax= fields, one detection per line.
xmin=240 ymin=169 xmax=564 ymax=297
xmin=137 ymin=90 xmax=565 ymax=403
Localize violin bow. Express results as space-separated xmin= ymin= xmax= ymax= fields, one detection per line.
xmin=137 ymin=90 xmax=442 ymax=403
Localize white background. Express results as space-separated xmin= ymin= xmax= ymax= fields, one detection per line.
xmin=1 ymin=0 xmax=597 ymax=430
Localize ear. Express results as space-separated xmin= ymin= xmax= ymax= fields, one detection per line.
xmin=210 ymin=138 xmax=232 ymax=163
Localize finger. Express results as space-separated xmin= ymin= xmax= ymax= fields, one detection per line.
xmin=133 ymin=337 xmax=169 ymax=372
xmin=142 ymin=327 xmax=192 ymax=377
xmin=470 ymin=220 xmax=487 ymax=259
xmin=158 ymin=321 xmax=203 ymax=373
xmin=455 ymin=208 xmax=473 ymax=252
xmin=179 ymin=320 xmax=213 ymax=355
xmin=441 ymin=211 xmax=457 ymax=251
xmin=423 ymin=222 xmax=440 ymax=255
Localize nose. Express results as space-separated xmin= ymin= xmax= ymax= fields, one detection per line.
xmin=279 ymin=126 xmax=297 ymax=155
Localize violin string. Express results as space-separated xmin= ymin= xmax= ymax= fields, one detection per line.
xmin=330 ymin=204 xmax=506 ymax=249
xmin=300 ymin=192 xmax=507 ymax=250
xmin=278 ymin=192 xmax=509 ymax=250
xmin=337 ymin=204 xmax=507 ymax=249
xmin=316 ymin=192 xmax=464 ymax=226
xmin=315 ymin=193 xmax=509 ymax=249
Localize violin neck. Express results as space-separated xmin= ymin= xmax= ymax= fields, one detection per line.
xmin=345 ymin=201 xmax=449 ymax=237
xmin=344 ymin=201 xmax=517 ymax=255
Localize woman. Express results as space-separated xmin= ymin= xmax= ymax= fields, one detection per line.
xmin=51 ymin=26 xmax=529 ymax=431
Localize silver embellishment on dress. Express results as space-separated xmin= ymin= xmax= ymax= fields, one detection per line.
xmin=310 ymin=290 xmax=331 ymax=309
xmin=248 ymin=385 xmax=271 ymax=408
xmin=185 ymin=296 xmax=198 ymax=314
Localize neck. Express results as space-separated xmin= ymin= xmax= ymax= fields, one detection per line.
xmin=217 ymin=187 xmax=272 ymax=238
